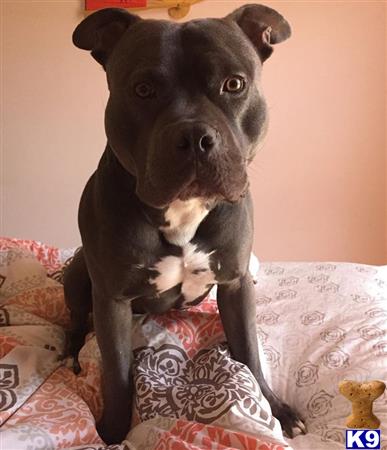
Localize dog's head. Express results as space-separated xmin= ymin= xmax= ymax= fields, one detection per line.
xmin=73 ymin=4 xmax=291 ymax=208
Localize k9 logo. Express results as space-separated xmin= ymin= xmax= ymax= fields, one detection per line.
xmin=346 ymin=430 xmax=381 ymax=449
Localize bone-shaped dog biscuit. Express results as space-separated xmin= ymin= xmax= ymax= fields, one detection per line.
xmin=339 ymin=380 xmax=386 ymax=429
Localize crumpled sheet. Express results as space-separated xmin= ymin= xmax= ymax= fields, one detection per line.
xmin=0 ymin=237 xmax=386 ymax=450
xmin=0 ymin=238 xmax=285 ymax=450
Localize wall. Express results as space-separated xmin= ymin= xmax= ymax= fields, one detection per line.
xmin=1 ymin=1 xmax=386 ymax=264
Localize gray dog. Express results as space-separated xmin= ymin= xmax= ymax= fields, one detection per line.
xmin=64 ymin=4 xmax=306 ymax=444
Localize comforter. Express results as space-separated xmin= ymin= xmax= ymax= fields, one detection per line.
xmin=0 ymin=238 xmax=386 ymax=450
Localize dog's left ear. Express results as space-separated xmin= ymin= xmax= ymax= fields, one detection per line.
xmin=226 ymin=4 xmax=291 ymax=62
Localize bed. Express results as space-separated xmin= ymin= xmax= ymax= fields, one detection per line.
xmin=0 ymin=237 xmax=386 ymax=449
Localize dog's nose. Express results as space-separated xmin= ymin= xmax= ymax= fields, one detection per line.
xmin=176 ymin=124 xmax=219 ymax=154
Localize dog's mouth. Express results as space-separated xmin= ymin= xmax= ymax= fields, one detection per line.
xmin=177 ymin=153 xmax=249 ymax=203
xmin=135 ymin=141 xmax=249 ymax=209
xmin=136 ymin=169 xmax=249 ymax=210
xmin=177 ymin=178 xmax=249 ymax=203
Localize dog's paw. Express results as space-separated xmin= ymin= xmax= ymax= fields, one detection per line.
xmin=271 ymin=401 xmax=307 ymax=438
xmin=97 ymin=416 xmax=130 ymax=445
xmin=59 ymin=331 xmax=83 ymax=374
xmin=71 ymin=356 xmax=82 ymax=375
xmin=56 ymin=352 xmax=82 ymax=374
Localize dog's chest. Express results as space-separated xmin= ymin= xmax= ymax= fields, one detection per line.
xmin=149 ymin=199 xmax=216 ymax=304
xmin=149 ymin=242 xmax=216 ymax=304
xmin=159 ymin=198 xmax=209 ymax=246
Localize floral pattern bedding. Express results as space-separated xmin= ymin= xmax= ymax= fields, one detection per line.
xmin=0 ymin=237 xmax=386 ymax=450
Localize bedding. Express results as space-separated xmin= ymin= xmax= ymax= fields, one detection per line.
xmin=0 ymin=237 xmax=386 ymax=449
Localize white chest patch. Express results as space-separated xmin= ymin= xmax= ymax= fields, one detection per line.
xmin=160 ymin=198 xmax=209 ymax=246
xmin=149 ymin=243 xmax=216 ymax=304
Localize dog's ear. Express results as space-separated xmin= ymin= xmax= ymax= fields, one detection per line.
xmin=73 ymin=8 xmax=140 ymax=68
xmin=226 ymin=4 xmax=291 ymax=62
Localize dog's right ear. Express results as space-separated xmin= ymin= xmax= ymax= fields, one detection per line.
xmin=73 ymin=8 xmax=140 ymax=68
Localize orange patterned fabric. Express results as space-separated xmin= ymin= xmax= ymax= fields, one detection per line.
xmin=154 ymin=420 xmax=285 ymax=450
xmin=4 ymin=367 xmax=103 ymax=448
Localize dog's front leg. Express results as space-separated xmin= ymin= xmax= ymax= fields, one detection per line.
xmin=93 ymin=289 xmax=133 ymax=444
xmin=217 ymin=273 xmax=305 ymax=437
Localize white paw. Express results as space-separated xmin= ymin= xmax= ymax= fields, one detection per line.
xmin=249 ymin=253 xmax=260 ymax=283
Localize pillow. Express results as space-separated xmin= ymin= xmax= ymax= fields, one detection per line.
xmin=254 ymin=262 xmax=387 ymax=449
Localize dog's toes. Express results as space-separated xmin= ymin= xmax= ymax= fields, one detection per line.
xmin=59 ymin=353 xmax=82 ymax=374
xmin=62 ymin=330 xmax=85 ymax=374
xmin=57 ymin=352 xmax=66 ymax=362
xmin=97 ymin=416 xmax=131 ymax=445
xmin=291 ymin=418 xmax=307 ymax=437
xmin=72 ymin=357 xmax=82 ymax=375
xmin=272 ymin=401 xmax=307 ymax=438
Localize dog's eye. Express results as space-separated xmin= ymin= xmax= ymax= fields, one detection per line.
xmin=222 ymin=76 xmax=245 ymax=94
xmin=134 ymin=82 xmax=155 ymax=99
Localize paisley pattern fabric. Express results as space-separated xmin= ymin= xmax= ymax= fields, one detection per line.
xmin=0 ymin=237 xmax=386 ymax=450
xmin=134 ymin=344 xmax=276 ymax=428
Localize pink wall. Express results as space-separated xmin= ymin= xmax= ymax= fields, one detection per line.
xmin=2 ymin=1 xmax=386 ymax=264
